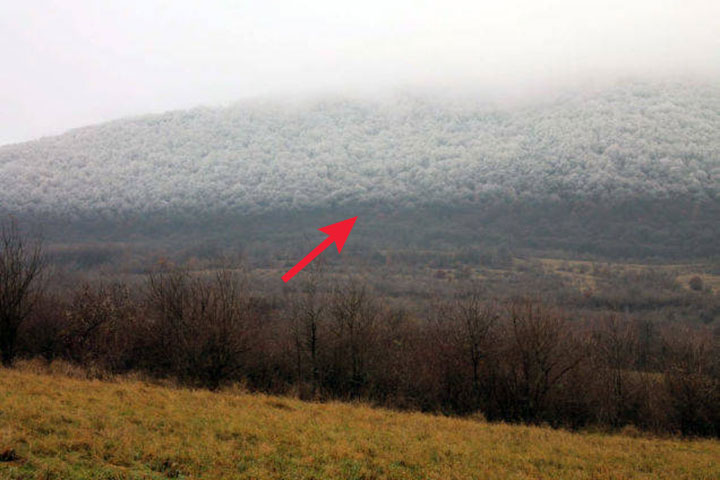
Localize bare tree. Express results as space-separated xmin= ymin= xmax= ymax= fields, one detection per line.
xmin=289 ymin=263 xmax=326 ymax=395
xmin=501 ymin=298 xmax=584 ymax=423
xmin=199 ymin=269 xmax=256 ymax=389
xmin=661 ymin=325 xmax=720 ymax=436
xmin=453 ymin=292 xmax=498 ymax=405
xmin=146 ymin=268 xmax=255 ymax=389
xmin=329 ymin=280 xmax=380 ymax=396
xmin=434 ymin=289 xmax=498 ymax=409
xmin=146 ymin=268 xmax=194 ymax=375
xmin=0 ymin=218 xmax=45 ymax=367
xmin=62 ymin=282 xmax=137 ymax=371
xmin=591 ymin=315 xmax=638 ymax=426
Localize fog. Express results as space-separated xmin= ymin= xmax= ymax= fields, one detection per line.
xmin=1 ymin=0 xmax=718 ymax=145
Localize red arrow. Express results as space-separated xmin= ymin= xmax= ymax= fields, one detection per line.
xmin=282 ymin=216 xmax=358 ymax=283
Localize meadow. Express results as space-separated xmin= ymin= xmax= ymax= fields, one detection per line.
xmin=1 ymin=364 xmax=720 ymax=480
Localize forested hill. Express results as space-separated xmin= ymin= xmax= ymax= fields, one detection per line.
xmin=2 ymin=81 xmax=720 ymax=259
xmin=2 ymin=80 xmax=719 ymax=218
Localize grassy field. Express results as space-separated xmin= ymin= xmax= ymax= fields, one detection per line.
xmin=535 ymin=257 xmax=720 ymax=292
xmin=1 ymin=366 xmax=720 ymax=479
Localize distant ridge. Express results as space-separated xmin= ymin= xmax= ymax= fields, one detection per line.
xmin=2 ymin=80 xmax=718 ymax=220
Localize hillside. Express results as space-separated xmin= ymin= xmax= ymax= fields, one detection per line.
xmin=1 ymin=365 xmax=720 ymax=480
xmin=2 ymin=80 xmax=720 ymax=259
xmin=2 ymin=81 xmax=720 ymax=217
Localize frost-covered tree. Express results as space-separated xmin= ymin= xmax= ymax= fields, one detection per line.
xmin=1 ymin=81 xmax=719 ymax=219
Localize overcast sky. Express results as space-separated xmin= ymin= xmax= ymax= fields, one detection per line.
xmin=1 ymin=0 xmax=719 ymax=145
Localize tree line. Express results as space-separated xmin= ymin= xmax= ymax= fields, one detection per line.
xmin=1 ymin=219 xmax=719 ymax=437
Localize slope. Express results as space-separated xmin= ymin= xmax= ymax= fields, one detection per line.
xmin=1 ymin=365 xmax=720 ymax=479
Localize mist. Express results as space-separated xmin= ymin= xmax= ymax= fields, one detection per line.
xmin=1 ymin=0 xmax=719 ymax=145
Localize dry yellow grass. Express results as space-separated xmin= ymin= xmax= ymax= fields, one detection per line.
xmin=676 ymin=273 xmax=720 ymax=292
xmin=1 ymin=366 xmax=720 ymax=479
xmin=537 ymin=257 xmax=720 ymax=293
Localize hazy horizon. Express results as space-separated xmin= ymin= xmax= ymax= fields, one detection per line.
xmin=0 ymin=0 xmax=720 ymax=144
xmin=2 ymin=0 xmax=719 ymax=145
